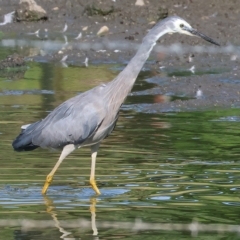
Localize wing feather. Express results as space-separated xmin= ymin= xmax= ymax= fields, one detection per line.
xmin=30 ymin=86 xmax=106 ymax=149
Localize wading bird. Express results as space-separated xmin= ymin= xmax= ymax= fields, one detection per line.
xmin=12 ymin=16 xmax=219 ymax=195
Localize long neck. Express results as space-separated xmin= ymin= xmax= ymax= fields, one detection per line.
xmin=103 ymin=23 xmax=169 ymax=109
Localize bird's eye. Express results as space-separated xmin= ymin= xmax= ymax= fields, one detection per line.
xmin=180 ymin=23 xmax=184 ymax=28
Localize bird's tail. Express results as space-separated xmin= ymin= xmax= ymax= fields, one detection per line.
xmin=12 ymin=122 xmax=40 ymax=152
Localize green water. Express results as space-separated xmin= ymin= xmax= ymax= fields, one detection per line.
xmin=1 ymin=60 xmax=240 ymax=239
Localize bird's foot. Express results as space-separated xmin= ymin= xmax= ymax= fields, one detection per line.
xmin=90 ymin=179 xmax=101 ymax=195
xmin=42 ymin=175 xmax=53 ymax=195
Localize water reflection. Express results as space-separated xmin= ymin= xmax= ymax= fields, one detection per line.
xmin=44 ymin=196 xmax=73 ymax=239
xmin=44 ymin=196 xmax=99 ymax=238
xmin=9 ymin=195 xmax=99 ymax=239
xmin=1 ymin=59 xmax=240 ymax=239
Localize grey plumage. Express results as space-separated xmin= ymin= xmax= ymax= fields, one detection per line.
xmin=12 ymin=16 xmax=219 ymax=194
xmin=13 ymin=85 xmax=107 ymax=150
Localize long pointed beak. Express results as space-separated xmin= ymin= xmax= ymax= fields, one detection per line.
xmin=184 ymin=26 xmax=220 ymax=46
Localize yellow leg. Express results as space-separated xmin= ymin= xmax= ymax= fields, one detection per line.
xmin=42 ymin=175 xmax=54 ymax=195
xmin=90 ymin=178 xmax=101 ymax=195
xmin=90 ymin=144 xmax=101 ymax=195
xmin=42 ymin=144 xmax=76 ymax=195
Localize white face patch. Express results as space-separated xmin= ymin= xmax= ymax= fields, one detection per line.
xmin=172 ymin=18 xmax=193 ymax=36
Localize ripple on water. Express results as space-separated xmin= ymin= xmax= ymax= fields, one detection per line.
xmin=1 ymin=61 xmax=240 ymax=238
xmin=0 ymin=184 xmax=130 ymax=207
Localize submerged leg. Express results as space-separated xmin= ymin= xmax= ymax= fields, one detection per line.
xmin=90 ymin=143 xmax=100 ymax=195
xmin=42 ymin=144 xmax=76 ymax=195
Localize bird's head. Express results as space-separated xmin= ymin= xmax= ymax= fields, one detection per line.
xmin=169 ymin=17 xmax=194 ymax=35
xmin=166 ymin=16 xmax=220 ymax=46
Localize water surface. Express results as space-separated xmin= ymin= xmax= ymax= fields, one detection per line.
xmin=0 ymin=49 xmax=240 ymax=239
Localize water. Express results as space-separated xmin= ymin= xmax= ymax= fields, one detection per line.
xmin=1 ymin=47 xmax=240 ymax=239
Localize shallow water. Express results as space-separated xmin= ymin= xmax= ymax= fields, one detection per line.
xmin=1 ymin=49 xmax=240 ymax=239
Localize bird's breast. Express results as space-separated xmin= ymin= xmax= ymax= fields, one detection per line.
xmin=83 ymin=115 xmax=118 ymax=147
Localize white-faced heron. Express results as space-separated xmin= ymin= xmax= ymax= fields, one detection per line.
xmin=12 ymin=16 xmax=219 ymax=195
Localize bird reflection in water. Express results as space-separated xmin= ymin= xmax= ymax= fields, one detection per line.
xmin=43 ymin=196 xmax=99 ymax=239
